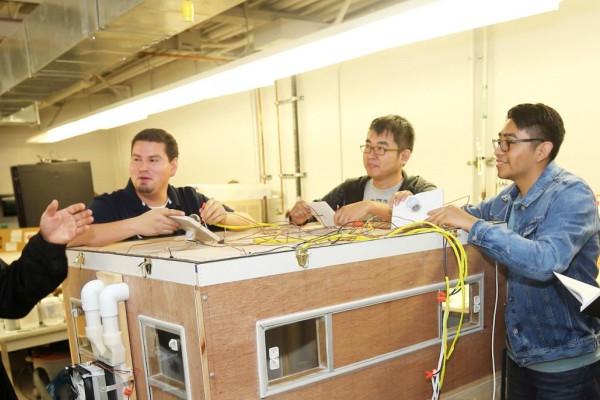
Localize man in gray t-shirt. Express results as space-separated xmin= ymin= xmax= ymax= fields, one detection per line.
xmin=363 ymin=179 xmax=403 ymax=204
xmin=289 ymin=115 xmax=436 ymax=226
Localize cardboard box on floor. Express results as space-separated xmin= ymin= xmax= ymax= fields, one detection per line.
xmin=0 ymin=227 xmax=39 ymax=252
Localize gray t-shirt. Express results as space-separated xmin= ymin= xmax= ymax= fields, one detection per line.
xmin=363 ymin=179 xmax=402 ymax=204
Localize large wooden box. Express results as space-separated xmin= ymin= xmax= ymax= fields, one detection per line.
xmin=64 ymin=230 xmax=505 ymax=399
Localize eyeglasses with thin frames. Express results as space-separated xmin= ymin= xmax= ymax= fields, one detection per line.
xmin=492 ymin=137 xmax=545 ymax=152
xmin=360 ymin=144 xmax=402 ymax=156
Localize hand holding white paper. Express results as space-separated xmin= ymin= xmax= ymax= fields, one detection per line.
xmin=392 ymin=188 xmax=444 ymax=228
xmin=169 ymin=215 xmax=220 ymax=243
xmin=308 ymin=201 xmax=337 ymax=228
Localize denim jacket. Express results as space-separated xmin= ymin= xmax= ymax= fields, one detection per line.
xmin=466 ymin=161 xmax=600 ymax=367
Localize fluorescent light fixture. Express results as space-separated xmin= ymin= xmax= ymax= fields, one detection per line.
xmin=29 ymin=0 xmax=559 ymax=143
xmin=29 ymin=104 xmax=148 ymax=143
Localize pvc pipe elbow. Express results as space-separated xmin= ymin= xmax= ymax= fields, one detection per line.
xmin=99 ymin=283 xmax=129 ymax=318
xmin=81 ymin=280 xmax=105 ymax=312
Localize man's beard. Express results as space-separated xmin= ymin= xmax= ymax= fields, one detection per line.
xmin=136 ymin=183 xmax=154 ymax=194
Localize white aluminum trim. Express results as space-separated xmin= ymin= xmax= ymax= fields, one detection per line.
xmin=138 ymin=315 xmax=191 ymax=400
xmin=261 ymin=337 xmax=437 ymax=397
xmin=68 ymin=230 xmax=469 ymax=287
xmin=258 ymin=274 xmax=482 ymax=329
xmin=256 ymin=322 xmax=269 ymax=398
xmin=196 ymin=231 xmax=467 ymax=286
xmin=257 ymin=274 xmax=483 ymax=397
xmin=67 ymin=249 xmax=198 ymax=286
xmin=325 ymin=314 xmax=334 ymax=372
xmin=262 ymin=321 xmax=484 ymax=397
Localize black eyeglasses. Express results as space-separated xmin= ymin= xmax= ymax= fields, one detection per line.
xmin=492 ymin=137 xmax=545 ymax=152
xmin=360 ymin=144 xmax=402 ymax=156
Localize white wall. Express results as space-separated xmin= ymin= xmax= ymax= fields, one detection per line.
xmin=267 ymin=31 xmax=476 ymax=209
xmin=107 ymin=91 xmax=261 ymax=190
xmin=0 ymin=130 xmax=118 ymax=195
xmin=1 ymin=0 xmax=598 ymax=217
xmin=487 ymin=0 xmax=600 ymax=192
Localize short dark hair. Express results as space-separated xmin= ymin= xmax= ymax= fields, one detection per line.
xmin=507 ymin=103 xmax=564 ymax=161
xmin=369 ymin=115 xmax=415 ymax=151
xmin=131 ymin=128 xmax=179 ymax=161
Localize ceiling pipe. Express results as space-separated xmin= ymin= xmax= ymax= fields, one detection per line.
xmin=334 ymin=0 xmax=353 ymax=24
xmin=139 ymin=50 xmax=234 ymax=62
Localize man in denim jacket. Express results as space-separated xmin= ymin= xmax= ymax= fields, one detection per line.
xmin=428 ymin=103 xmax=600 ymax=399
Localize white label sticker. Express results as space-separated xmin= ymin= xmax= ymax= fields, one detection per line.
xmin=268 ymin=346 xmax=279 ymax=359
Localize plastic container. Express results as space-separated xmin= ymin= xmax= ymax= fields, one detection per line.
xmin=4 ymin=319 xmax=19 ymax=331
xmin=40 ymin=296 xmax=64 ymax=326
xmin=19 ymin=304 xmax=40 ymax=329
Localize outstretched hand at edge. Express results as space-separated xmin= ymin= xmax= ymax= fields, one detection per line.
xmin=39 ymin=200 xmax=94 ymax=244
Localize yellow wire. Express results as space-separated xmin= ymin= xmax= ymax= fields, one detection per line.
xmin=295 ymin=233 xmax=373 ymax=251
xmin=214 ymin=222 xmax=278 ymax=231
xmin=253 ymin=236 xmax=305 ymax=244
xmin=250 ymin=224 xmax=378 ymax=246
xmin=387 ymin=221 xmax=468 ymax=389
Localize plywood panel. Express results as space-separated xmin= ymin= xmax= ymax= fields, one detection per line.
xmin=200 ymin=245 xmax=503 ymax=400
xmin=194 ymin=289 xmax=212 ymax=400
xmin=332 ymin=292 xmax=439 ymax=367
xmin=123 ymin=275 xmax=206 ymax=400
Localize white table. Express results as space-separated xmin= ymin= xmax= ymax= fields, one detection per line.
xmin=0 ymin=323 xmax=68 ymax=384
xmin=0 ymin=251 xmax=21 ymax=264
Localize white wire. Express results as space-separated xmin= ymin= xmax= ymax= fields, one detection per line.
xmin=431 ymin=307 xmax=448 ymax=400
xmin=491 ymin=261 xmax=499 ymax=400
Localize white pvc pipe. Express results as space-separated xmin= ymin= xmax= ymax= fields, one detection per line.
xmin=99 ymin=283 xmax=130 ymax=365
xmin=99 ymin=283 xmax=129 ymax=319
xmin=81 ymin=280 xmax=105 ymax=326
xmin=102 ymin=316 xmax=120 ymax=334
xmin=81 ymin=280 xmax=106 ymax=358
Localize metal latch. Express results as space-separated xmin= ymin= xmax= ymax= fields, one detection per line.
xmin=295 ymin=247 xmax=309 ymax=268
xmin=138 ymin=258 xmax=152 ymax=278
xmin=73 ymin=252 xmax=85 ymax=268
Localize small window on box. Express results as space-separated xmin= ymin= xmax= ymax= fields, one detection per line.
xmin=263 ymin=317 xmax=328 ymax=384
xmin=439 ymin=281 xmax=482 ymax=336
xmin=139 ymin=316 xmax=190 ymax=399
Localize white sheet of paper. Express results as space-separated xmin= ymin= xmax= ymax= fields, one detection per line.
xmin=169 ymin=215 xmax=220 ymax=243
xmin=391 ymin=188 xmax=444 ymax=228
xmin=554 ymin=271 xmax=600 ymax=312
xmin=309 ymin=201 xmax=337 ymax=228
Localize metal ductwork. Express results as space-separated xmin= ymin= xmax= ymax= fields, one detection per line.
xmin=0 ymin=0 xmax=400 ymax=128
xmin=0 ymin=0 xmax=245 ymax=123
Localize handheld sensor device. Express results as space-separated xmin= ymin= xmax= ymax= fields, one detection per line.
xmin=169 ymin=215 xmax=220 ymax=243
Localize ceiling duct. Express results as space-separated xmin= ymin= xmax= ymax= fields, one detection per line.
xmin=0 ymin=103 xmax=39 ymax=125
xmin=0 ymin=0 xmax=245 ymax=124
xmin=252 ymin=17 xmax=328 ymax=50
